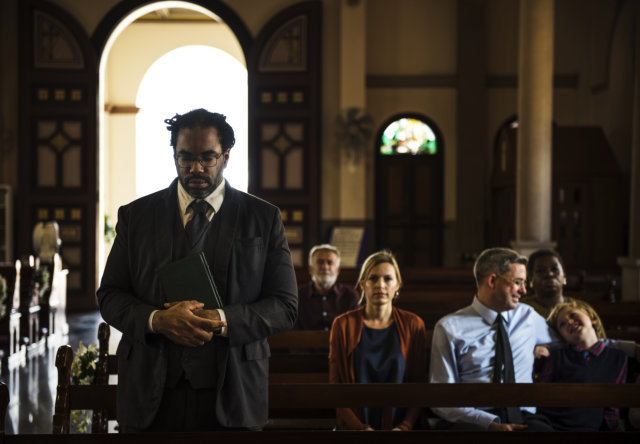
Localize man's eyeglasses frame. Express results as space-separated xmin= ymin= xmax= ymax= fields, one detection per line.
xmin=175 ymin=152 xmax=224 ymax=168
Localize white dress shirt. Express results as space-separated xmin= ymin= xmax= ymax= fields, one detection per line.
xmin=429 ymin=296 xmax=553 ymax=428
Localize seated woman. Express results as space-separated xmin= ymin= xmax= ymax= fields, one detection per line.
xmin=536 ymin=299 xmax=627 ymax=431
xmin=328 ymin=250 xmax=427 ymax=431
xmin=521 ymin=249 xmax=575 ymax=318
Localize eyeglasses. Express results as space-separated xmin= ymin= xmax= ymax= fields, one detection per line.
xmin=495 ymin=274 xmax=526 ymax=289
xmin=175 ymin=152 xmax=224 ymax=168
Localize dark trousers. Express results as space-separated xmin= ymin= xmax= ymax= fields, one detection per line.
xmin=146 ymin=377 xmax=221 ymax=432
xmin=436 ymin=410 xmax=554 ymax=431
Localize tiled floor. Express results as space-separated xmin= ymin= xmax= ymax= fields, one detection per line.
xmin=1 ymin=311 xmax=121 ymax=434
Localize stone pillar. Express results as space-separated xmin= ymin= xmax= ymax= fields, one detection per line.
xmin=338 ymin=0 xmax=366 ymax=220
xmin=617 ymin=3 xmax=640 ymax=301
xmin=511 ymin=0 xmax=556 ymax=258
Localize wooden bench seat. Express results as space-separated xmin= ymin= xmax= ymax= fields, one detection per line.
xmin=268 ymin=330 xmax=330 ymax=351
xmin=3 ymin=430 xmax=638 ymax=444
xmin=267 ymin=328 xmax=640 ymax=385
xmin=51 ymin=323 xmax=640 ymax=436
xmin=269 ymin=381 xmax=640 ymax=408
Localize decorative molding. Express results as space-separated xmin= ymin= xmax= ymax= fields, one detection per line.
xmin=367 ymin=75 xmax=457 ymax=88
xmin=104 ymin=104 xmax=140 ymax=114
xmin=335 ymin=107 xmax=372 ymax=167
xmin=367 ymin=74 xmax=579 ymax=89
xmin=259 ymin=15 xmax=307 ymax=72
xmin=34 ymin=86 xmax=85 ymax=104
xmin=33 ymin=10 xmax=84 ymax=69
xmin=486 ymin=74 xmax=579 ymax=89
xmin=259 ymin=88 xmax=307 ymax=106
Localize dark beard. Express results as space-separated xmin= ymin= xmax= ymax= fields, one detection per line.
xmin=180 ymin=174 xmax=222 ymax=199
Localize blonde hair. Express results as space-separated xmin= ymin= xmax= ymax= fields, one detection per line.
xmin=357 ymin=250 xmax=402 ymax=304
xmin=547 ymin=299 xmax=607 ymax=340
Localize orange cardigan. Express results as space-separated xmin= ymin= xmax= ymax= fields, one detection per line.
xmin=328 ymin=306 xmax=428 ymax=430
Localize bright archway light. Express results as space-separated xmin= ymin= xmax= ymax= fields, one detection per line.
xmin=136 ymin=44 xmax=248 ymax=197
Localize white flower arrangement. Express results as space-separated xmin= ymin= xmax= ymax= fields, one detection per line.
xmin=70 ymin=341 xmax=99 ymax=433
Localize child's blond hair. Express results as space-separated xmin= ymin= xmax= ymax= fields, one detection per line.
xmin=547 ymin=299 xmax=607 ymax=340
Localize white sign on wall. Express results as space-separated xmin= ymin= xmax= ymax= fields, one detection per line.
xmin=329 ymin=226 xmax=368 ymax=267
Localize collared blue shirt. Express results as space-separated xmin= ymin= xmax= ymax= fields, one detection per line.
xmin=429 ymin=296 xmax=554 ymax=428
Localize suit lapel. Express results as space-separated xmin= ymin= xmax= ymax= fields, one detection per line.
xmin=211 ymin=183 xmax=237 ymax=394
xmin=155 ymin=179 xmax=178 ymax=272
xmin=205 ymin=180 xmax=238 ymax=304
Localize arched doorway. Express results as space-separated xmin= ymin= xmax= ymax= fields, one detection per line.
xmin=18 ymin=1 xmax=322 ymax=311
xmin=375 ymin=113 xmax=444 ymax=267
xmin=135 ymin=45 xmax=248 ymax=198
xmin=95 ymin=1 xmax=251 ymax=279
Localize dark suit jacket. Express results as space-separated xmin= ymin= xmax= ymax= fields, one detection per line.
xmin=97 ymin=179 xmax=298 ymax=430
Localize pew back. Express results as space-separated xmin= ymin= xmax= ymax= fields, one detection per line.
xmin=52 ymin=323 xmax=640 ymax=434
xmin=52 ymin=322 xmax=116 ymax=434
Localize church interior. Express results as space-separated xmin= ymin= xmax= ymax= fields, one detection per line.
xmin=0 ymin=0 xmax=639 ymax=438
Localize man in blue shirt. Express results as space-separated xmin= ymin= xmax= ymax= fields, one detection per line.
xmin=429 ymin=247 xmax=554 ymax=431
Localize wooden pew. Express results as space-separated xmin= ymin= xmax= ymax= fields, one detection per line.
xmin=0 ymin=381 xmax=7 ymax=435
xmin=267 ymin=326 xmax=640 ymax=405
xmin=294 ymin=267 xmax=477 ymax=292
xmin=267 ymin=329 xmax=436 ymax=384
xmin=52 ymin=323 xmax=640 ymax=435
xmin=294 ymin=266 xmax=624 ymax=295
xmin=266 ymin=381 xmax=640 ymax=432
xmin=50 ymin=357 xmax=640 ymax=436
xmin=394 ymin=289 xmax=640 ymax=330
xmin=269 ymin=329 xmax=330 ymax=351
xmin=52 ymin=323 xmax=115 ymax=434
xmin=268 ymin=330 xmax=330 ymax=383
xmin=3 ymin=430 xmax=640 ymax=444
xmin=269 ymin=382 xmax=640 ymax=409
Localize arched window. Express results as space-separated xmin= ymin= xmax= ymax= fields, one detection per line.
xmin=379 ymin=117 xmax=438 ymax=156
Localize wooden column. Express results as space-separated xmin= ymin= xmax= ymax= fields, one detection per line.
xmin=338 ymin=0 xmax=366 ymax=220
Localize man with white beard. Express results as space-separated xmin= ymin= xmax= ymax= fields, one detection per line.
xmin=294 ymin=244 xmax=360 ymax=330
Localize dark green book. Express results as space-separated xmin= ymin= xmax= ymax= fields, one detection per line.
xmin=158 ymin=251 xmax=223 ymax=309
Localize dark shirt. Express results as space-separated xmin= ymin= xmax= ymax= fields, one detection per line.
xmin=294 ymin=281 xmax=360 ymax=330
xmin=537 ymin=340 xmax=627 ymax=430
xmin=354 ymin=324 xmax=406 ymax=429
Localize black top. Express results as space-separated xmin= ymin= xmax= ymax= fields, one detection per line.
xmin=354 ymin=324 xmax=405 ymax=429
xmin=538 ymin=342 xmax=627 ymax=430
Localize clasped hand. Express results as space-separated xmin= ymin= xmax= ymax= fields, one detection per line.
xmin=488 ymin=421 xmax=527 ymax=431
xmin=152 ymin=300 xmax=226 ymax=347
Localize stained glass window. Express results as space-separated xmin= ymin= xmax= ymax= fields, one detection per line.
xmin=380 ymin=118 xmax=437 ymax=155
